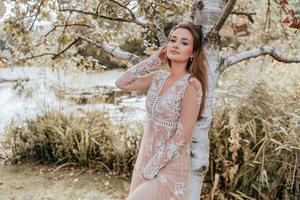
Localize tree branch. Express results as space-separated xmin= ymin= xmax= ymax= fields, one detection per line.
xmin=110 ymin=0 xmax=135 ymax=20
xmin=209 ymin=0 xmax=237 ymax=43
xmin=231 ymin=11 xmax=256 ymax=23
xmin=24 ymin=34 xmax=140 ymax=65
xmin=58 ymin=12 xmax=72 ymax=52
xmin=25 ymin=52 xmax=57 ymax=59
xmin=44 ymin=23 xmax=94 ymax=38
xmin=140 ymin=0 xmax=167 ymax=45
xmin=214 ymin=0 xmax=237 ymax=32
xmin=29 ymin=0 xmax=44 ymax=31
xmin=218 ymin=46 xmax=300 ymax=73
xmin=77 ymin=34 xmax=141 ymax=64
xmin=26 ymin=38 xmax=81 ymax=60
xmin=95 ymin=2 xmax=101 ymax=14
xmin=53 ymin=38 xmax=80 ymax=59
xmin=59 ymin=8 xmax=149 ymax=28
xmin=59 ymin=8 xmax=129 ymax=21
xmin=59 ymin=3 xmax=165 ymax=44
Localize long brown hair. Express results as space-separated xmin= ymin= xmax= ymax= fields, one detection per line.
xmin=162 ymin=21 xmax=208 ymax=120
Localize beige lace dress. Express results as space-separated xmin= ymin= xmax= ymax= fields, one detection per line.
xmin=115 ymin=52 xmax=202 ymax=200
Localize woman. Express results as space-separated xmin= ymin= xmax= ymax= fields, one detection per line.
xmin=115 ymin=21 xmax=208 ymax=200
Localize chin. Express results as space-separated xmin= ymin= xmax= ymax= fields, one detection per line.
xmin=168 ymin=56 xmax=188 ymax=63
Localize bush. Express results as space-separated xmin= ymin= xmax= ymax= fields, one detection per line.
xmin=4 ymin=110 xmax=143 ymax=176
xmin=208 ymin=82 xmax=300 ymax=199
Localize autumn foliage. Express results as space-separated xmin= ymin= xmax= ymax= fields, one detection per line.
xmin=281 ymin=0 xmax=300 ymax=29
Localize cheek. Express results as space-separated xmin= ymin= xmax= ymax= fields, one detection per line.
xmin=166 ymin=43 xmax=172 ymax=51
xmin=183 ymin=46 xmax=193 ymax=57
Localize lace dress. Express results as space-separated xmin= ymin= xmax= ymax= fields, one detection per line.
xmin=115 ymin=52 xmax=202 ymax=200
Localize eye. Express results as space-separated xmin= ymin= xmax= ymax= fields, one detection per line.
xmin=182 ymin=42 xmax=188 ymax=45
xmin=170 ymin=39 xmax=176 ymax=43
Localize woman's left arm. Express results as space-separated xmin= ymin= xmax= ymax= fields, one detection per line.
xmin=142 ymin=82 xmax=202 ymax=179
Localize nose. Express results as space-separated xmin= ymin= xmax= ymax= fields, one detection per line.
xmin=172 ymin=43 xmax=179 ymax=49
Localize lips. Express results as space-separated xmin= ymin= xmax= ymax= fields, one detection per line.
xmin=170 ymin=50 xmax=180 ymax=54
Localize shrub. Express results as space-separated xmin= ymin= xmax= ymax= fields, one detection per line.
xmin=208 ymin=82 xmax=300 ymax=199
xmin=4 ymin=110 xmax=143 ymax=176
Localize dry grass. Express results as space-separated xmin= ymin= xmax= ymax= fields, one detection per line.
xmin=3 ymin=110 xmax=143 ymax=177
xmin=207 ymin=64 xmax=300 ymax=199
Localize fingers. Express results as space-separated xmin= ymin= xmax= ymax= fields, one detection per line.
xmin=158 ymin=46 xmax=167 ymax=64
xmin=159 ymin=46 xmax=166 ymax=51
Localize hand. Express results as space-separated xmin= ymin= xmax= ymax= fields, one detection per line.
xmin=158 ymin=46 xmax=167 ymax=64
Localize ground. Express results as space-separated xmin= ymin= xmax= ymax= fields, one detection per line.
xmin=0 ymin=162 xmax=130 ymax=200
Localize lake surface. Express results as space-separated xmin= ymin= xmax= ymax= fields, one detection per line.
xmin=0 ymin=66 xmax=146 ymax=134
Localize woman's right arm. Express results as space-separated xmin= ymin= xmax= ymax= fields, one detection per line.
xmin=115 ymin=50 xmax=164 ymax=92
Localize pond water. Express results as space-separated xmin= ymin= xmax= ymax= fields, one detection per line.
xmin=0 ymin=66 xmax=146 ymax=135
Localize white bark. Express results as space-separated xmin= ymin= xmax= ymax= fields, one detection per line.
xmin=218 ymin=46 xmax=300 ymax=73
xmin=189 ymin=0 xmax=227 ymax=199
xmin=78 ymin=35 xmax=141 ymax=64
xmin=214 ymin=0 xmax=237 ymax=32
xmin=193 ymin=0 xmax=226 ymax=35
xmin=0 ymin=0 xmax=5 ymax=18
xmin=101 ymin=41 xmax=141 ymax=64
xmin=189 ymin=1 xmax=299 ymax=199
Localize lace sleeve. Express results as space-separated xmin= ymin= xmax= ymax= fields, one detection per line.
xmin=115 ymin=51 xmax=162 ymax=91
xmin=142 ymin=83 xmax=203 ymax=179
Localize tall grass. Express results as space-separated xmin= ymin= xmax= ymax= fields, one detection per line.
xmin=3 ymin=110 xmax=143 ymax=176
xmin=207 ymin=63 xmax=300 ymax=199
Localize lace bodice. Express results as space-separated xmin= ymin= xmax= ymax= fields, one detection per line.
xmin=146 ymin=70 xmax=191 ymax=128
xmin=141 ymin=69 xmax=194 ymax=180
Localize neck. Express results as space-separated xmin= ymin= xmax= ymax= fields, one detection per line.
xmin=169 ymin=61 xmax=188 ymax=79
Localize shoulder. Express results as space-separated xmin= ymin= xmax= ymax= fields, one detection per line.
xmin=188 ymin=76 xmax=202 ymax=91
xmin=184 ymin=79 xmax=202 ymax=100
xmin=185 ymin=83 xmax=198 ymax=97
xmin=180 ymin=82 xmax=202 ymax=113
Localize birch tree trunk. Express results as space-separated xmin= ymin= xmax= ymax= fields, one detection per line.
xmin=189 ymin=0 xmax=226 ymax=199
xmin=0 ymin=0 xmax=5 ymax=18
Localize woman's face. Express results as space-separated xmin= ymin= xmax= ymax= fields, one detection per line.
xmin=166 ymin=28 xmax=194 ymax=63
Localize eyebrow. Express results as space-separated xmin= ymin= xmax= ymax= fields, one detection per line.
xmin=170 ymin=35 xmax=191 ymax=41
